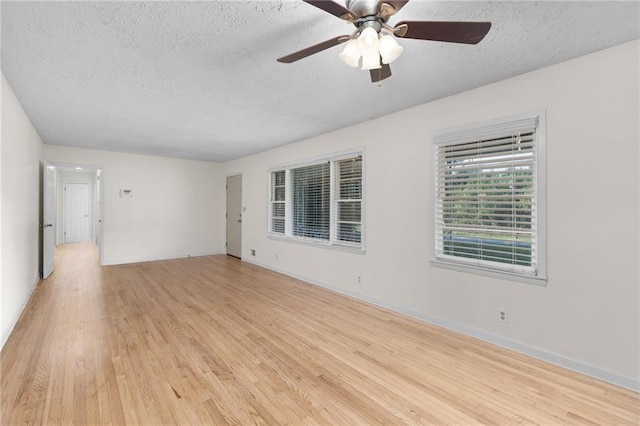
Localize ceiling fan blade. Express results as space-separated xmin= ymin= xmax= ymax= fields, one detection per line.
xmin=303 ymin=0 xmax=356 ymax=21
xmin=378 ymin=0 xmax=410 ymax=15
xmin=395 ymin=21 xmax=492 ymax=44
xmin=370 ymin=63 xmax=392 ymax=83
xmin=277 ymin=35 xmax=350 ymax=63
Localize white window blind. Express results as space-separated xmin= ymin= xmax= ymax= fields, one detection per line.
xmin=292 ymin=162 xmax=330 ymax=240
xmin=334 ymin=157 xmax=362 ymax=244
xmin=434 ymin=113 xmax=546 ymax=281
xmin=270 ymin=170 xmax=285 ymax=234
xmin=269 ymin=151 xmax=364 ymax=251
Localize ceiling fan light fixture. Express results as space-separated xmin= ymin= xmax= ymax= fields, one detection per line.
xmin=361 ymin=51 xmax=381 ymax=70
xmin=378 ymin=34 xmax=403 ymax=64
xmin=339 ymin=38 xmax=360 ymax=68
xmin=358 ymin=26 xmax=379 ymax=53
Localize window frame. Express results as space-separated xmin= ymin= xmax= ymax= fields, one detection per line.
xmin=268 ymin=149 xmax=365 ymax=254
xmin=431 ymin=111 xmax=547 ymax=285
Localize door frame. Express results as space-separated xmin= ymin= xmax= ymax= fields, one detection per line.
xmin=226 ymin=173 xmax=243 ymax=259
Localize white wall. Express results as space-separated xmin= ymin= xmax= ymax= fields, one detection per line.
xmin=43 ymin=145 xmax=226 ymax=265
xmin=0 ymin=73 xmax=3 ymax=351
xmin=225 ymin=41 xmax=640 ymax=389
xmin=56 ymin=170 xmax=96 ymax=244
xmin=1 ymin=73 xmax=43 ymax=348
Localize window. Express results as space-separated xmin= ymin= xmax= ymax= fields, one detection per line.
xmin=433 ymin=112 xmax=546 ymax=283
xmin=270 ymin=170 xmax=285 ymax=233
xmin=269 ymin=151 xmax=364 ymax=250
xmin=292 ymin=162 xmax=330 ymax=240
xmin=335 ymin=157 xmax=363 ymax=243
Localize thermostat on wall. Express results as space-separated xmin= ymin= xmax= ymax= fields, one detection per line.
xmin=120 ymin=189 xmax=133 ymax=198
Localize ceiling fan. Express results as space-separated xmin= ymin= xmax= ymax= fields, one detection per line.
xmin=277 ymin=0 xmax=492 ymax=83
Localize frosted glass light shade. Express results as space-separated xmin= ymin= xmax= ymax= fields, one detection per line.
xmin=361 ymin=51 xmax=381 ymax=70
xmin=358 ymin=27 xmax=379 ymax=54
xmin=379 ymin=34 xmax=403 ymax=64
xmin=339 ymin=39 xmax=360 ymax=68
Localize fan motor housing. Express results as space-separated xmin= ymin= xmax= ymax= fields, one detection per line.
xmin=346 ymin=0 xmax=380 ymax=18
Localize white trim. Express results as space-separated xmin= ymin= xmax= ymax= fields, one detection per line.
xmin=242 ymin=258 xmax=639 ymax=392
xmin=46 ymin=161 xmax=103 ymax=172
xmin=225 ymin=170 xmax=243 ymax=178
xmin=268 ymin=147 xmax=366 ymax=173
xmin=433 ymin=111 xmax=541 ymax=145
xmin=430 ymin=258 xmax=546 ymax=286
xmin=0 ymin=276 xmax=40 ymax=351
xmin=535 ymin=110 xmax=548 ymax=281
xmin=266 ymin=232 xmax=366 ymax=255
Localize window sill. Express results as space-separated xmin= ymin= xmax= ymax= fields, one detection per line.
xmin=267 ymin=233 xmax=366 ymax=255
xmin=430 ymin=258 xmax=547 ymax=286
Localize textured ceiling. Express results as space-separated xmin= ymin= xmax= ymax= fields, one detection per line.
xmin=2 ymin=1 xmax=639 ymax=162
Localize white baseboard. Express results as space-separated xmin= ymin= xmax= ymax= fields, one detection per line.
xmin=243 ymin=258 xmax=639 ymax=392
xmin=1 ymin=275 xmax=40 ymax=352
xmin=102 ymin=250 xmax=226 ymax=266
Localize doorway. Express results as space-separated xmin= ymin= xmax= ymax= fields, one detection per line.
xmin=226 ymin=174 xmax=242 ymax=258
xmin=41 ymin=163 xmax=104 ymax=279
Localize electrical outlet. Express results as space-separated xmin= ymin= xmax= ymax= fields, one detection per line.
xmin=357 ymin=276 xmax=363 ymax=285
xmin=251 ymin=249 xmax=256 ymax=256
xmin=498 ymin=309 xmax=508 ymax=323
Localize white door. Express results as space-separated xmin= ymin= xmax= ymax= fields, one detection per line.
xmin=42 ymin=165 xmax=56 ymax=278
xmin=95 ymin=170 xmax=103 ymax=257
xmin=226 ymin=175 xmax=242 ymax=258
xmin=64 ymin=183 xmax=90 ymax=242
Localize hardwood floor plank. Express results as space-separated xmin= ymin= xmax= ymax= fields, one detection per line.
xmin=1 ymin=243 xmax=638 ymax=425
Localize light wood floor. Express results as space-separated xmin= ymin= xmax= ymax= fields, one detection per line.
xmin=2 ymin=243 xmax=638 ymax=425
